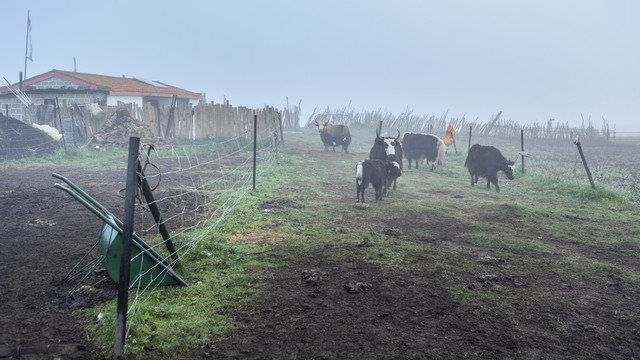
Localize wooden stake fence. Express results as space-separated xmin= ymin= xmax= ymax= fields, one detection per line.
xmin=19 ymin=101 xmax=293 ymax=141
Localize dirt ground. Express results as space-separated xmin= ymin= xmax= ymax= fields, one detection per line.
xmin=0 ymin=166 xmax=123 ymax=359
xmin=1 ymin=120 xmax=639 ymax=359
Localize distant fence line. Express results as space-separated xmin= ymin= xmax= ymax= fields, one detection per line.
xmin=306 ymin=107 xmax=617 ymax=141
xmin=17 ymin=100 xmax=300 ymax=141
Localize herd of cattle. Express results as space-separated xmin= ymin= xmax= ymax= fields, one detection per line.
xmin=314 ymin=121 xmax=517 ymax=202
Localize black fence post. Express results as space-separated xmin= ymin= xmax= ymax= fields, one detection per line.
xmin=252 ymin=114 xmax=257 ymax=190
xmin=573 ymin=137 xmax=596 ymax=189
xmin=113 ymin=136 xmax=140 ymax=359
xmin=137 ymin=165 xmax=178 ymax=263
xmin=520 ymin=129 xmax=525 ymax=174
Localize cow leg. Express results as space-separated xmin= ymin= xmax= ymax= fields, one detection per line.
xmin=357 ymin=185 xmax=366 ymax=203
xmin=490 ymin=176 xmax=500 ymax=192
xmin=470 ymin=174 xmax=475 ymax=187
xmin=431 ymin=163 xmax=436 ymax=171
xmin=487 ymin=174 xmax=501 ymax=191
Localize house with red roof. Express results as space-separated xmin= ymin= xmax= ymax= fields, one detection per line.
xmin=0 ymin=69 xmax=202 ymax=121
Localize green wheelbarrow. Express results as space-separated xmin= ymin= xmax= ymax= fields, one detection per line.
xmin=53 ymin=173 xmax=186 ymax=294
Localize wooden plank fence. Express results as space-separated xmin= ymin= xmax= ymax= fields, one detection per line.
xmin=20 ymin=100 xmax=300 ymax=141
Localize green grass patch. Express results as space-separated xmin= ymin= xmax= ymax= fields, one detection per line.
xmin=78 ymin=127 xmax=640 ymax=358
xmin=0 ymin=146 xmax=128 ymax=169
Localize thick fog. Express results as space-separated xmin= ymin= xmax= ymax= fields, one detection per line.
xmin=4 ymin=0 xmax=639 ymax=132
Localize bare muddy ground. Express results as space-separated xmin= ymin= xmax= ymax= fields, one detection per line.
xmin=1 ymin=128 xmax=639 ymax=359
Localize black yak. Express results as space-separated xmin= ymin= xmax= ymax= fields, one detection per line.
xmin=464 ymin=144 xmax=515 ymax=193
xmin=355 ymin=159 xmax=402 ymax=203
xmin=369 ymin=128 xmax=403 ymax=192
xmin=402 ymin=132 xmax=447 ymax=170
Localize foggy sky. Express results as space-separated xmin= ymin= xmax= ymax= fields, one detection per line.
xmin=4 ymin=0 xmax=639 ymax=132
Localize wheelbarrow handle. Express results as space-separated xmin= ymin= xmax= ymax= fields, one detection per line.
xmin=52 ymin=173 xmax=116 ymax=219
xmin=53 ymin=183 xmax=122 ymax=232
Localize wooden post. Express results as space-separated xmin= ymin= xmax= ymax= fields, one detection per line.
xmin=278 ymin=112 xmax=284 ymax=146
xmin=165 ymin=95 xmax=177 ymax=138
xmin=272 ymin=113 xmax=279 ymax=164
xmin=225 ymin=100 xmax=230 ymax=137
xmin=468 ymin=126 xmax=472 ymax=150
xmin=113 ymin=137 xmax=140 ymax=359
xmin=573 ymin=137 xmax=596 ymax=189
xmin=451 ymin=129 xmax=458 ymax=155
xmin=297 ymin=99 xmax=302 ymax=130
xmin=55 ymin=97 xmax=67 ymax=152
xmin=520 ymin=129 xmax=525 ymax=174
xmin=137 ymin=165 xmax=178 ymax=263
xmin=252 ymin=114 xmax=258 ymax=190
xmin=146 ymin=102 xmax=153 ymax=135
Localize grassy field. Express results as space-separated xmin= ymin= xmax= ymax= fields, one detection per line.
xmin=6 ymin=126 xmax=640 ymax=358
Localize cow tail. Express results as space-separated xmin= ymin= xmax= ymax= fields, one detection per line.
xmin=356 ymin=161 xmax=363 ymax=186
xmin=437 ymin=138 xmax=447 ymax=162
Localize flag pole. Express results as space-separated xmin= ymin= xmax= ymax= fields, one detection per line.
xmin=24 ymin=10 xmax=30 ymax=85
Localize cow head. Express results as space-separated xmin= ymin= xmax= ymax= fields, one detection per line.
xmin=375 ymin=129 xmax=401 ymax=157
xmin=504 ymin=159 xmax=515 ymax=180
xmin=388 ymin=161 xmax=402 ymax=178
xmin=315 ymin=121 xmax=330 ymax=132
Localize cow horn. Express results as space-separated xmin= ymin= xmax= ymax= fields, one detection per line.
xmin=376 ymin=127 xmax=381 ymax=139
xmin=396 ymin=130 xmax=401 ymax=140
xmin=513 ymin=153 xmax=519 ymax=166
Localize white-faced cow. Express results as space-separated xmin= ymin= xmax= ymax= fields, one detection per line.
xmin=402 ymin=132 xmax=447 ymax=171
xmin=355 ymin=159 xmax=402 ymax=203
xmin=369 ymin=128 xmax=403 ymax=193
xmin=464 ymin=144 xmax=515 ymax=193
xmin=315 ymin=121 xmax=351 ymax=153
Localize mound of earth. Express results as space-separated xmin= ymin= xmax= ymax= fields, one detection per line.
xmin=0 ymin=114 xmax=60 ymax=161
